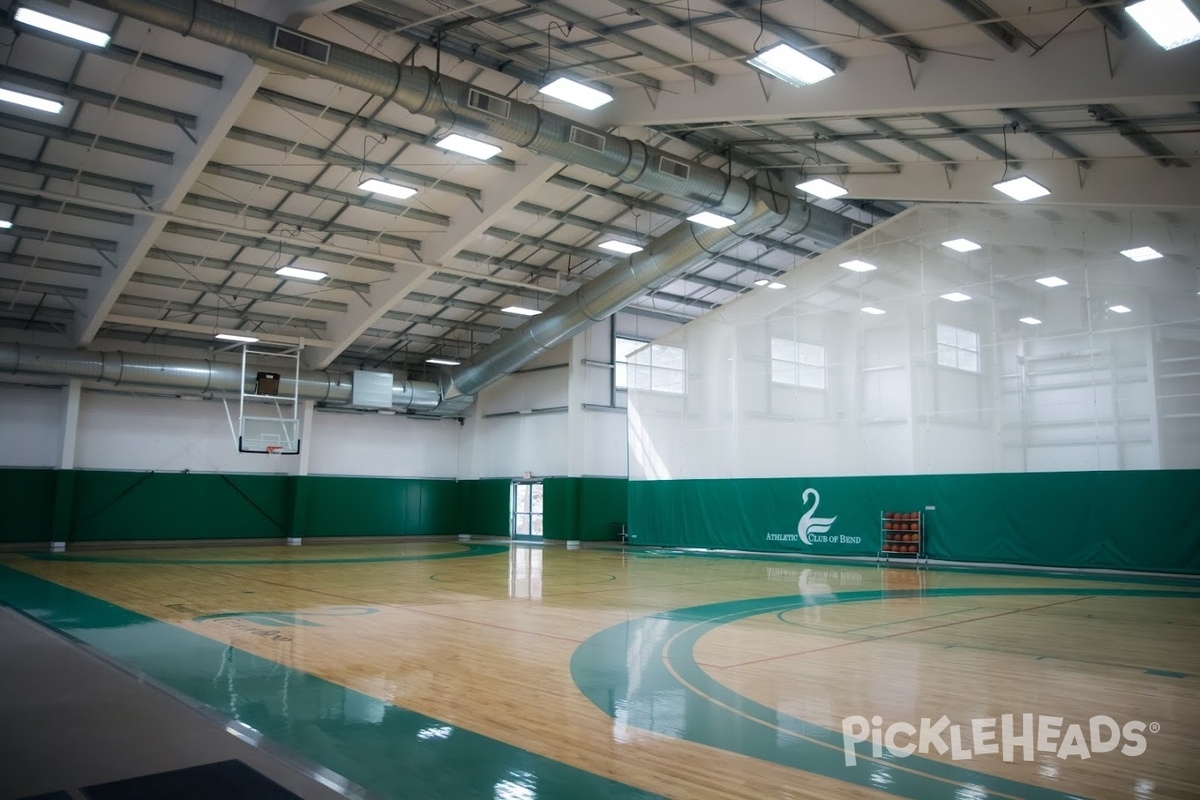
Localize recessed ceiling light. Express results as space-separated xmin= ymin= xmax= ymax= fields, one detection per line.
xmin=426 ymin=358 xmax=461 ymax=366
xmin=14 ymin=7 xmax=110 ymax=47
xmin=436 ymin=134 xmax=501 ymax=160
xmin=598 ymin=239 xmax=644 ymax=255
xmin=502 ymin=306 xmax=542 ymax=316
xmin=754 ymin=278 xmax=771 ymax=287
xmin=942 ymin=238 xmax=982 ymax=252
xmin=941 ymin=292 xmax=971 ymax=302
xmin=538 ymin=77 xmax=613 ymax=110
xmin=358 ymin=178 xmax=417 ymax=200
xmin=0 ymin=87 xmax=64 ymax=114
xmin=215 ymin=333 xmax=259 ymax=343
xmin=0 ymin=220 xmax=12 ymax=229
xmin=1126 ymin=0 xmax=1200 ymax=50
xmin=796 ymin=178 xmax=847 ymax=199
xmin=839 ymin=260 xmax=876 ymax=272
xmin=767 ymin=281 xmax=786 ymax=289
xmin=1019 ymin=317 xmax=1042 ymax=325
xmin=861 ymin=306 xmax=886 ymax=315
xmin=1109 ymin=304 xmax=1132 ymax=313
xmin=275 ymin=266 xmax=327 ymax=281
xmin=1036 ymin=276 xmax=1068 ymax=288
xmin=1120 ymin=246 xmax=1163 ymax=262
xmin=993 ymin=176 xmax=1051 ymax=201
xmin=747 ymin=43 xmax=835 ymax=88
xmin=687 ymin=211 xmax=736 ymax=229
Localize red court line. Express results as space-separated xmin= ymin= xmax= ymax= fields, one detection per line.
xmin=713 ymin=596 xmax=1094 ymax=669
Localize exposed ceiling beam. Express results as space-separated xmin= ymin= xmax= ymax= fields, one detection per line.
xmin=922 ymin=112 xmax=1017 ymax=166
xmin=820 ymin=0 xmax=927 ymax=61
xmin=707 ymin=0 xmax=845 ymax=72
xmin=604 ymin=30 xmax=1200 ymax=127
xmin=844 ymin=158 xmax=1200 ymax=206
xmin=75 ymin=55 xmax=270 ymax=345
xmin=309 ymin=155 xmax=563 ymax=368
xmin=104 ymin=314 xmax=330 ymax=346
xmin=936 ymin=0 xmax=1024 ymax=51
xmin=1076 ymin=0 xmax=1129 ymax=39
xmin=1087 ymin=104 xmax=1190 ymax=168
xmin=858 ymin=117 xmax=957 ymax=168
xmin=999 ymin=108 xmax=1091 ymax=169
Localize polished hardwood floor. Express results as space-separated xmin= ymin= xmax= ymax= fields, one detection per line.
xmin=1 ymin=541 xmax=1198 ymax=799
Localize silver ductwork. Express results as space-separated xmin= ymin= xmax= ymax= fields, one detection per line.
xmin=448 ymin=188 xmax=788 ymax=397
xmin=69 ymin=0 xmax=863 ymax=407
xmin=0 ymin=343 xmax=442 ymax=411
xmin=81 ymin=0 xmax=855 ymax=247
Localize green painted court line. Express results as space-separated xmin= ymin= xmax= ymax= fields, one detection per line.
xmin=21 ymin=543 xmax=509 ymax=565
xmin=1144 ymin=669 xmax=1187 ymax=679
xmin=0 ymin=565 xmax=660 ymax=800
xmin=573 ymin=586 xmax=1200 ymax=800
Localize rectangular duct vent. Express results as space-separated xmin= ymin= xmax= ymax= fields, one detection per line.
xmin=352 ymin=370 xmax=393 ymax=409
xmin=467 ymin=89 xmax=511 ymax=119
xmin=272 ymin=28 xmax=331 ymax=65
xmin=569 ymin=126 xmax=606 ymax=152
xmin=657 ymin=156 xmax=691 ymax=180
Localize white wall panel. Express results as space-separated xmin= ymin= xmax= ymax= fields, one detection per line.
xmin=0 ymin=385 xmax=64 ymax=467
xmin=629 ymin=205 xmax=1200 ymax=480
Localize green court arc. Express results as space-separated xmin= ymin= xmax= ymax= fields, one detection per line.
xmin=23 ymin=542 xmax=509 ymax=565
xmin=0 ymin=565 xmax=660 ymax=800
xmin=571 ymin=585 xmax=1200 ymax=800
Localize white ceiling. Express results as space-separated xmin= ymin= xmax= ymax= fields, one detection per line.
xmin=0 ymin=0 xmax=1197 ymax=381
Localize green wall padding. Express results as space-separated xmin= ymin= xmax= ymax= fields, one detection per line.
xmin=71 ymin=471 xmax=290 ymax=540
xmin=458 ymin=479 xmax=512 ymax=537
xmin=0 ymin=468 xmax=55 ymax=543
xmin=628 ymin=471 xmax=1200 ymax=574
xmin=543 ymin=477 xmax=628 ymax=540
xmin=298 ymin=475 xmax=459 ymax=537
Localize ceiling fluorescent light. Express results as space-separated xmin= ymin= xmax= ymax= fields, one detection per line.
xmin=275 ymin=266 xmax=327 ymax=281
xmin=0 ymin=220 xmax=12 ymax=229
xmin=502 ymin=306 xmax=542 ymax=316
xmin=1126 ymin=0 xmax=1200 ymax=49
xmin=598 ymin=239 xmax=644 ymax=255
xmin=1120 ymin=246 xmax=1163 ymax=262
xmin=861 ymin=306 xmax=886 ymax=315
xmin=796 ymin=178 xmax=847 ymax=199
xmin=436 ymin=134 xmax=501 ymax=160
xmin=358 ymin=178 xmax=417 ymax=200
xmin=1036 ymin=276 xmax=1068 ymax=288
xmin=1019 ymin=317 xmax=1042 ymax=325
xmin=1109 ymin=304 xmax=1132 ymax=313
xmin=754 ymin=278 xmax=771 ymax=287
xmin=993 ymin=176 xmax=1051 ymax=201
xmin=942 ymin=238 xmax=981 ymax=252
xmin=687 ymin=211 xmax=736 ymax=229
xmin=767 ymin=281 xmax=787 ymax=290
xmin=426 ymin=358 xmax=461 ymax=366
xmin=215 ymin=333 xmax=259 ymax=343
xmin=538 ymin=77 xmax=613 ymax=110
xmin=941 ymin=292 xmax=971 ymax=302
xmin=0 ymin=87 xmax=64 ymax=114
xmin=747 ymin=43 xmax=834 ymax=88
xmin=14 ymin=7 xmax=111 ymax=47
xmin=839 ymin=259 xmax=876 ymax=272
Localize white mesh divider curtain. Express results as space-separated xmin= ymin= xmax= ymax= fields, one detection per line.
xmin=628 ymin=204 xmax=1200 ymax=480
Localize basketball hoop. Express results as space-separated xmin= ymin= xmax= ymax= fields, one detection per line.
xmin=265 ymin=444 xmax=283 ymax=457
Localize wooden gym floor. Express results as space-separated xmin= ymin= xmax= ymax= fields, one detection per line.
xmin=1 ymin=541 xmax=1198 ymax=799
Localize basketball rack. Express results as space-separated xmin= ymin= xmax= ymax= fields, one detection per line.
xmin=222 ymin=343 xmax=302 ymax=455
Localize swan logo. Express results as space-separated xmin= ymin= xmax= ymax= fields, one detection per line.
xmin=765 ymin=488 xmax=860 ymax=547
xmin=797 ymin=488 xmax=837 ymax=545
